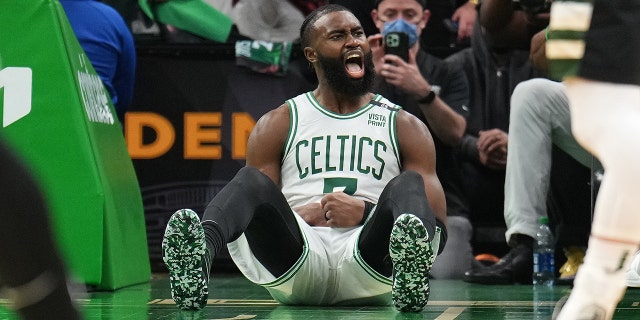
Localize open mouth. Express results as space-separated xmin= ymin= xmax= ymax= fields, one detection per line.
xmin=344 ymin=51 xmax=364 ymax=78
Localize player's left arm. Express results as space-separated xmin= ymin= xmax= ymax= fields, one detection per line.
xmin=396 ymin=110 xmax=447 ymax=225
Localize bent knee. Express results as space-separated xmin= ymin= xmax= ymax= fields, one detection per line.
xmin=511 ymin=79 xmax=564 ymax=119
xmin=392 ymin=170 xmax=423 ymax=186
xmin=235 ymin=166 xmax=275 ymax=190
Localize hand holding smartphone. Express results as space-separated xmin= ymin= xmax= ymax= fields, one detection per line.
xmin=384 ymin=32 xmax=409 ymax=62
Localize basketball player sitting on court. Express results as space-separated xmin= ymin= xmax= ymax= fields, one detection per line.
xmin=547 ymin=0 xmax=640 ymax=319
xmin=161 ymin=4 xmax=448 ymax=313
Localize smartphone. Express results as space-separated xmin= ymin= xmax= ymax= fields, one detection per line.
xmin=384 ymin=32 xmax=409 ymax=62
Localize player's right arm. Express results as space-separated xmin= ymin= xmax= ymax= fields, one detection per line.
xmin=245 ymin=103 xmax=291 ymax=185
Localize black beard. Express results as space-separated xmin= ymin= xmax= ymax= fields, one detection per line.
xmin=317 ymin=51 xmax=375 ymax=96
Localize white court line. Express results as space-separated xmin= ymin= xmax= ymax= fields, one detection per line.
xmin=435 ymin=307 xmax=466 ymax=320
xmin=147 ymin=299 xmax=559 ymax=307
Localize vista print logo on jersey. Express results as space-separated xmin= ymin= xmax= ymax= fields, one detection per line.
xmin=367 ymin=113 xmax=387 ymax=127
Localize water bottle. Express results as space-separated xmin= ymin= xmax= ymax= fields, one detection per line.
xmin=533 ymin=216 xmax=555 ymax=286
xmin=533 ymin=285 xmax=554 ymax=319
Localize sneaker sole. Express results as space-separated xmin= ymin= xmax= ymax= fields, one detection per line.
xmin=162 ymin=209 xmax=208 ymax=310
xmin=389 ymin=213 xmax=433 ymax=312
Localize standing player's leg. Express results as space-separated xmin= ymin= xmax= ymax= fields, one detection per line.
xmin=358 ymin=170 xmax=447 ymax=312
xmin=162 ymin=166 xmax=303 ymax=310
xmin=549 ymin=0 xmax=640 ymax=318
xmin=557 ymin=80 xmax=640 ymax=319
xmin=0 ymin=140 xmax=81 ymax=320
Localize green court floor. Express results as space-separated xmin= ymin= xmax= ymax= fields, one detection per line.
xmin=1 ymin=273 xmax=639 ymax=319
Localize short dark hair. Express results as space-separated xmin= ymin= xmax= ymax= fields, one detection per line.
xmin=374 ymin=0 xmax=427 ymax=9
xmin=299 ymin=4 xmax=352 ymax=48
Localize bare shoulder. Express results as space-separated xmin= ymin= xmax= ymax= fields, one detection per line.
xmin=396 ymin=110 xmax=433 ymax=143
xmin=395 ymin=109 xmax=436 ymax=162
xmin=254 ymin=103 xmax=291 ymax=133
xmin=246 ymin=103 xmax=291 ymax=166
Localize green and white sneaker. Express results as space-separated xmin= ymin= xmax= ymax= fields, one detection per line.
xmin=390 ymin=213 xmax=434 ymax=312
xmin=162 ymin=209 xmax=210 ymax=310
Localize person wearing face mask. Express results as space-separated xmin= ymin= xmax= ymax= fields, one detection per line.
xmin=332 ymin=0 xmax=477 ymax=58
xmin=368 ymin=0 xmax=473 ymax=279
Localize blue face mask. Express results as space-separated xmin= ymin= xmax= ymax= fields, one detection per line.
xmin=381 ymin=19 xmax=418 ymax=46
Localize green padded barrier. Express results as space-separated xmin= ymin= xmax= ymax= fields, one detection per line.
xmin=0 ymin=0 xmax=150 ymax=290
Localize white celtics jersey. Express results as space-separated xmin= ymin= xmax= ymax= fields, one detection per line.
xmin=281 ymin=92 xmax=402 ymax=208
